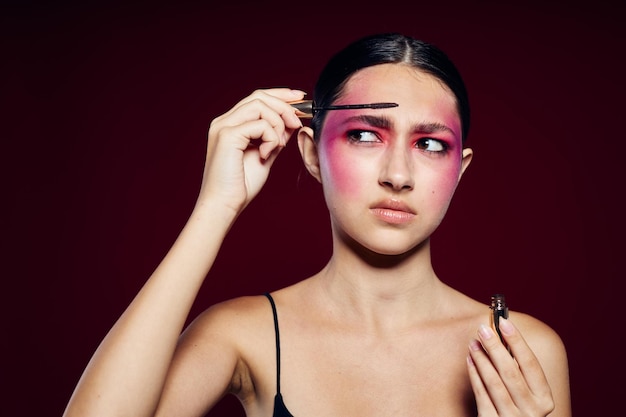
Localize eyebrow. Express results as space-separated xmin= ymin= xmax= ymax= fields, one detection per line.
xmin=343 ymin=114 xmax=455 ymax=135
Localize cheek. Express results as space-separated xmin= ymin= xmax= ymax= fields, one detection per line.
xmin=319 ymin=140 xmax=365 ymax=198
xmin=425 ymin=158 xmax=463 ymax=209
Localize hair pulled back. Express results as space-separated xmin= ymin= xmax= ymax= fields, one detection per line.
xmin=311 ymin=33 xmax=470 ymax=144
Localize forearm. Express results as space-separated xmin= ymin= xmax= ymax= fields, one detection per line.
xmin=63 ymin=201 xmax=237 ymax=417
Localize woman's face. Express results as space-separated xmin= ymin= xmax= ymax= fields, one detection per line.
xmin=316 ymin=63 xmax=472 ymax=256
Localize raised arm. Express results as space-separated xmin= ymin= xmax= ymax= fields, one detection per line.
xmin=63 ymin=88 xmax=305 ymax=417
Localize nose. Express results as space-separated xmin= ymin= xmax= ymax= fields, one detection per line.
xmin=378 ymin=143 xmax=414 ymax=191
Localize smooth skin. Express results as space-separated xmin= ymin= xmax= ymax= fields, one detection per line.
xmin=64 ymin=64 xmax=571 ymax=417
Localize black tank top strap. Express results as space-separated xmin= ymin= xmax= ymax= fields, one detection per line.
xmin=264 ymin=292 xmax=282 ymax=395
xmin=264 ymin=293 xmax=295 ymax=417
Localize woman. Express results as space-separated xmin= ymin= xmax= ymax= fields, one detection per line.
xmin=64 ymin=33 xmax=571 ymax=417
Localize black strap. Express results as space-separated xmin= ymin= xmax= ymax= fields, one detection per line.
xmin=264 ymin=292 xmax=282 ymax=395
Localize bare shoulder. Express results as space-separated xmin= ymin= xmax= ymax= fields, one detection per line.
xmin=182 ymin=294 xmax=274 ymax=348
xmin=441 ymin=288 xmax=569 ymax=366
xmin=157 ymin=295 xmax=277 ymax=415
xmin=443 ymin=289 xmax=567 ymax=357
xmin=508 ymin=311 xmax=567 ymax=359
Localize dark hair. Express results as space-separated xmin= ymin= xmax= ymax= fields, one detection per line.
xmin=311 ymin=33 xmax=470 ymax=144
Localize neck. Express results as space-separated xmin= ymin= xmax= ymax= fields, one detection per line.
xmin=314 ymin=236 xmax=446 ymax=332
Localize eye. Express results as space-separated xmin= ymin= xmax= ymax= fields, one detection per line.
xmin=416 ymin=138 xmax=448 ymax=153
xmin=347 ymin=130 xmax=380 ymax=143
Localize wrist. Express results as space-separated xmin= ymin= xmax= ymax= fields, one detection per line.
xmin=190 ymin=196 xmax=240 ymax=230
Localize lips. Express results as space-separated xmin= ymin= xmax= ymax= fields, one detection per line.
xmin=370 ymin=199 xmax=416 ymax=224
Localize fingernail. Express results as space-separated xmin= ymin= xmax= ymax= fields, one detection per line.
xmin=498 ymin=318 xmax=514 ymax=336
xmin=469 ymin=339 xmax=482 ymax=352
xmin=479 ymin=324 xmax=494 ymax=340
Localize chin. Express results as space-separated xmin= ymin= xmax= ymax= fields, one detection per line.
xmin=334 ymin=223 xmax=431 ymax=259
xmin=357 ymin=237 xmax=428 ymax=260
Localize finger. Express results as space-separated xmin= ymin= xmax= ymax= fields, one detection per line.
xmin=498 ymin=318 xmax=552 ymax=398
xmin=220 ymin=119 xmax=283 ymax=160
xmin=479 ymin=322 xmax=553 ymax=415
xmin=216 ymin=98 xmax=288 ymax=136
xmin=468 ymin=336 xmax=514 ymax=413
xmin=217 ymin=112 xmax=287 ymax=154
xmin=215 ymin=97 xmax=303 ymax=152
xmin=241 ymin=87 xmax=306 ymax=102
xmin=225 ymin=89 xmax=305 ymax=129
xmin=466 ymin=351 xmax=498 ymax=416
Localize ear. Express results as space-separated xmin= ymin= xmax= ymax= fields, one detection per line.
xmin=297 ymin=126 xmax=322 ymax=183
xmin=458 ymin=147 xmax=473 ymax=181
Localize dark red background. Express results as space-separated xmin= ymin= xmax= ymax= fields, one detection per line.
xmin=3 ymin=1 xmax=624 ymax=415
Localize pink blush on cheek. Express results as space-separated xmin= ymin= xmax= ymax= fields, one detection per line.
xmin=320 ymin=139 xmax=363 ymax=198
xmin=428 ymin=164 xmax=464 ymax=210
